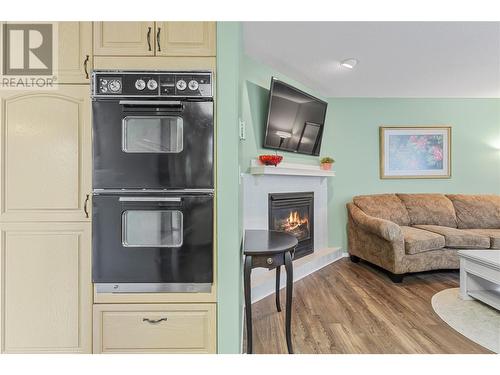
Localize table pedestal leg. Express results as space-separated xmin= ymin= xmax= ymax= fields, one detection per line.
xmin=275 ymin=266 xmax=281 ymax=312
xmin=284 ymin=251 xmax=294 ymax=354
xmin=244 ymin=255 xmax=253 ymax=354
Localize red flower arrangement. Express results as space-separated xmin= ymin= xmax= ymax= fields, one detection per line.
xmin=259 ymin=154 xmax=283 ymax=166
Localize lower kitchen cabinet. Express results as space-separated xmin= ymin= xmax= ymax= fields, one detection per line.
xmin=93 ymin=303 xmax=216 ymax=353
xmin=0 ymin=222 xmax=92 ymax=353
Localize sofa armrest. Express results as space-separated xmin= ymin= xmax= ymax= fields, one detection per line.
xmin=347 ymin=203 xmax=403 ymax=242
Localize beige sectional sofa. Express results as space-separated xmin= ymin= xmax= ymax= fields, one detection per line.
xmin=347 ymin=193 xmax=500 ymax=282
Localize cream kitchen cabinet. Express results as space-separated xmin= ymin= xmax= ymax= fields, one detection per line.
xmin=0 ymin=85 xmax=91 ymax=222
xmin=93 ymin=303 xmax=216 ymax=353
xmin=0 ymin=222 xmax=92 ymax=353
xmin=93 ymin=22 xmax=156 ymax=56
xmin=156 ymin=22 xmax=216 ymax=56
xmin=57 ymin=22 xmax=93 ymax=83
xmin=94 ymin=22 xmax=216 ymax=57
xmin=0 ymin=22 xmax=92 ymax=83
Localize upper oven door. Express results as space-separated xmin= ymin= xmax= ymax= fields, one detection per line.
xmin=92 ymin=99 xmax=214 ymax=190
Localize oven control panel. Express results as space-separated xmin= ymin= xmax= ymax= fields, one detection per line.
xmin=92 ymin=71 xmax=213 ymax=98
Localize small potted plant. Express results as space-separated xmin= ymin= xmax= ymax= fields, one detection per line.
xmin=320 ymin=156 xmax=335 ymax=170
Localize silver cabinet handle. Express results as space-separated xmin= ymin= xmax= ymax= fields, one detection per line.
xmin=143 ymin=317 xmax=168 ymax=324
xmin=156 ymin=27 xmax=161 ymax=52
xmin=119 ymin=197 xmax=181 ymax=202
xmin=147 ymin=27 xmax=152 ymax=51
xmin=84 ymin=194 xmax=90 ymax=218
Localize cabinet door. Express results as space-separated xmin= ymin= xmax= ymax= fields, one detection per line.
xmin=94 ymin=22 xmax=155 ymax=56
xmin=156 ymin=22 xmax=216 ymax=57
xmin=0 ymin=86 xmax=91 ymax=222
xmin=0 ymin=222 xmax=92 ymax=353
xmin=57 ymin=22 xmax=92 ymax=83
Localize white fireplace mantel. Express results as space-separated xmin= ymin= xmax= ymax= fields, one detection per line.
xmin=249 ymin=159 xmax=336 ymax=177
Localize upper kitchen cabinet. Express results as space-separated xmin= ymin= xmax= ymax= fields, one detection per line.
xmin=93 ymin=22 xmax=216 ymax=57
xmin=156 ymin=22 xmax=216 ymax=56
xmin=57 ymin=22 xmax=93 ymax=83
xmin=94 ymin=22 xmax=156 ymax=56
xmin=0 ymin=86 xmax=91 ymax=222
xmin=0 ymin=22 xmax=92 ymax=83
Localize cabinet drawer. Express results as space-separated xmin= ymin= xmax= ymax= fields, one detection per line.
xmin=93 ymin=303 xmax=216 ymax=353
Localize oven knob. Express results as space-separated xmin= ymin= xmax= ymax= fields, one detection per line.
xmin=135 ymin=79 xmax=146 ymax=90
xmin=188 ymin=80 xmax=199 ymax=91
xmin=176 ymin=79 xmax=187 ymax=91
xmin=108 ymin=79 xmax=122 ymax=93
xmin=147 ymin=79 xmax=158 ymax=90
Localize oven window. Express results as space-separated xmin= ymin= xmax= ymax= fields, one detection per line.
xmin=122 ymin=116 xmax=183 ymax=153
xmin=122 ymin=210 xmax=183 ymax=247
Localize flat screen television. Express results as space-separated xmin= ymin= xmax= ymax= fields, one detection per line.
xmin=263 ymin=77 xmax=328 ymax=156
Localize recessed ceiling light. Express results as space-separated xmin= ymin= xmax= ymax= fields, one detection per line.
xmin=340 ymin=58 xmax=358 ymax=69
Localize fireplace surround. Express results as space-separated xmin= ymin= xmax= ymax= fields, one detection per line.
xmin=268 ymin=192 xmax=314 ymax=259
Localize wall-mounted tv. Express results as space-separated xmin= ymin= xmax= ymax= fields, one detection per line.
xmin=263 ymin=77 xmax=328 ymax=156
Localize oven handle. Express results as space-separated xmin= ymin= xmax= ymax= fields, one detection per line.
xmin=119 ymin=197 xmax=182 ymax=202
xmin=119 ymin=100 xmax=182 ymax=106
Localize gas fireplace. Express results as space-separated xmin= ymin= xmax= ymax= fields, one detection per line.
xmin=268 ymin=192 xmax=314 ymax=259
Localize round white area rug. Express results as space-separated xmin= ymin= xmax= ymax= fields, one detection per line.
xmin=431 ymin=288 xmax=500 ymax=353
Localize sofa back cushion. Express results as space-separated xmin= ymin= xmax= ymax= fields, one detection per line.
xmin=446 ymin=194 xmax=500 ymax=229
xmin=397 ymin=194 xmax=457 ymax=228
xmin=353 ymin=194 xmax=410 ymax=226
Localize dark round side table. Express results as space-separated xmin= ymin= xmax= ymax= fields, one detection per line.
xmin=243 ymin=229 xmax=298 ymax=354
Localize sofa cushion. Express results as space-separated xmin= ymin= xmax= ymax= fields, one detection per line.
xmin=397 ymin=194 xmax=457 ymax=228
xmin=464 ymin=229 xmax=500 ymax=249
xmin=353 ymin=194 xmax=410 ymax=226
xmin=400 ymin=226 xmax=446 ymax=255
xmin=446 ymin=194 xmax=500 ymax=229
xmin=414 ymin=225 xmax=490 ymax=249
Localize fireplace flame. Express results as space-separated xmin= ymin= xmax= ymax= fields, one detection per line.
xmin=285 ymin=210 xmax=309 ymax=232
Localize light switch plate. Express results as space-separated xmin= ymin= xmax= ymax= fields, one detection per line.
xmin=239 ymin=119 xmax=246 ymax=140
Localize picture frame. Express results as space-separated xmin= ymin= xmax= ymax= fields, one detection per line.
xmin=380 ymin=126 xmax=451 ymax=179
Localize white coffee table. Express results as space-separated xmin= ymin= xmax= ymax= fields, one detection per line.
xmin=458 ymin=250 xmax=500 ymax=310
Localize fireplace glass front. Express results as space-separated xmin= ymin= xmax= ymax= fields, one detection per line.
xmin=268 ymin=192 xmax=314 ymax=259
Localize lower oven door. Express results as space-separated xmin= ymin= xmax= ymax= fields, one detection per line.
xmin=92 ymin=192 xmax=213 ymax=293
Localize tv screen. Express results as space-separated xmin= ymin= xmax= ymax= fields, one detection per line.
xmin=263 ymin=77 xmax=327 ymax=156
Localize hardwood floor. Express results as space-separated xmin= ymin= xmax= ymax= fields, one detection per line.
xmin=245 ymin=258 xmax=491 ymax=354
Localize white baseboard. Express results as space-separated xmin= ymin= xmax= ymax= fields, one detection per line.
xmin=249 ymin=247 xmax=346 ymax=304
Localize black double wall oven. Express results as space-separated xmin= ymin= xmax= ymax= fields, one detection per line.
xmin=92 ymin=71 xmax=214 ymax=293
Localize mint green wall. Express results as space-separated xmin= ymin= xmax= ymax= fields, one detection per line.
xmin=216 ymin=22 xmax=243 ymax=354
xmin=324 ymin=98 xmax=500 ymax=250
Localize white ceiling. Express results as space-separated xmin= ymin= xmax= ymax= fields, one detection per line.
xmin=243 ymin=22 xmax=500 ymax=98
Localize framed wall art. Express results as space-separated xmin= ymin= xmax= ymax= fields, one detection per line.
xmin=380 ymin=126 xmax=451 ymax=179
